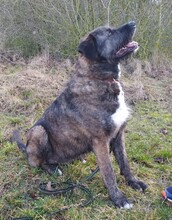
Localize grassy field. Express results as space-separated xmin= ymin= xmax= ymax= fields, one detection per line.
xmin=0 ymin=56 xmax=172 ymax=220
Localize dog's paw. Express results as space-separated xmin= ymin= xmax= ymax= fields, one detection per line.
xmin=112 ymin=192 xmax=133 ymax=209
xmin=42 ymin=164 xmax=63 ymax=176
xmin=57 ymin=168 xmax=63 ymax=175
xmin=48 ymin=167 xmax=63 ymax=176
xmin=127 ymin=179 xmax=147 ymax=192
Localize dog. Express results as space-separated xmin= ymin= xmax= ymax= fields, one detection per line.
xmin=13 ymin=21 xmax=147 ymax=209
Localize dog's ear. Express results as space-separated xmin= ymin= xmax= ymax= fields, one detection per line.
xmin=78 ymin=34 xmax=98 ymax=61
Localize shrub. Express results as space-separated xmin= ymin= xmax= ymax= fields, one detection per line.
xmin=0 ymin=0 xmax=171 ymax=59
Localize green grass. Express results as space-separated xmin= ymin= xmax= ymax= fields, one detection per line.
xmin=1 ymin=63 xmax=172 ymax=219
xmin=1 ymin=102 xmax=172 ymax=220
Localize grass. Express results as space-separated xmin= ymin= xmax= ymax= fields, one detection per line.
xmin=0 ymin=57 xmax=172 ymax=219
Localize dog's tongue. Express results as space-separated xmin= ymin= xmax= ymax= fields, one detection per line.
xmin=116 ymin=41 xmax=138 ymax=58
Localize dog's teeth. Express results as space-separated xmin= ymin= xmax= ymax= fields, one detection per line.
xmin=123 ymin=203 xmax=133 ymax=209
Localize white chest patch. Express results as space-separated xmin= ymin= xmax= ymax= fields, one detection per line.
xmin=111 ymin=82 xmax=130 ymax=128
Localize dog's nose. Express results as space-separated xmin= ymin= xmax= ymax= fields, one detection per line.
xmin=128 ymin=21 xmax=136 ymax=27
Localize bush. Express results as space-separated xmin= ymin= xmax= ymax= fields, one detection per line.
xmin=0 ymin=0 xmax=171 ymax=59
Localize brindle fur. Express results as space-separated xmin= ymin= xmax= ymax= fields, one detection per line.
xmin=13 ymin=21 xmax=147 ymax=208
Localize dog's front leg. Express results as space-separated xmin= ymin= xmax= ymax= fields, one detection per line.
xmin=110 ymin=124 xmax=147 ymax=192
xmin=93 ymin=139 xmax=132 ymax=209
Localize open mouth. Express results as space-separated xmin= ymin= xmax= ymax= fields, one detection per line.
xmin=115 ymin=41 xmax=139 ymax=58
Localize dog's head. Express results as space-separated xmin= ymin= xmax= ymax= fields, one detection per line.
xmin=78 ymin=21 xmax=138 ymax=64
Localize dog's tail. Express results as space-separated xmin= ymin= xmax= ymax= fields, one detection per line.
xmin=12 ymin=129 xmax=26 ymax=152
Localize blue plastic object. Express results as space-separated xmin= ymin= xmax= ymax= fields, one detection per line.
xmin=162 ymin=186 xmax=172 ymax=202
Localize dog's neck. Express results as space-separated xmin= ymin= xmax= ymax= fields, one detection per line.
xmin=76 ymin=56 xmax=121 ymax=81
xmin=89 ymin=62 xmax=121 ymax=81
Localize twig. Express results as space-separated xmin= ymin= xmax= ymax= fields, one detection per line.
xmin=100 ymin=0 xmax=112 ymax=26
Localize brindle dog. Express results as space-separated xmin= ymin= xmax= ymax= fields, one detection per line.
xmin=13 ymin=21 xmax=147 ymax=208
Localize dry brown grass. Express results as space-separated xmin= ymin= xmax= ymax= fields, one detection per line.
xmin=0 ymin=54 xmax=74 ymax=139
xmin=1 ymin=55 xmax=172 ymax=140
xmin=121 ymin=58 xmax=172 ymax=109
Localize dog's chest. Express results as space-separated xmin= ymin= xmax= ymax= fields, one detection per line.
xmin=111 ymin=82 xmax=129 ymax=128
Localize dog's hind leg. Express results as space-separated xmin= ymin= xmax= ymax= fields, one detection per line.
xmin=26 ymin=126 xmax=48 ymax=168
xmin=26 ymin=126 xmax=62 ymax=175
xmin=93 ymin=139 xmax=132 ymax=209
xmin=110 ymin=124 xmax=147 ymax=192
